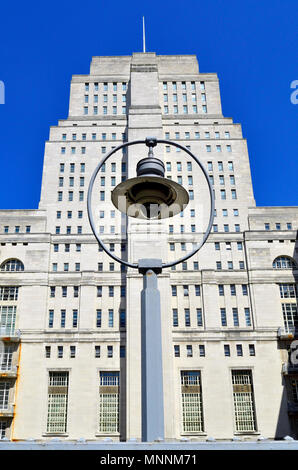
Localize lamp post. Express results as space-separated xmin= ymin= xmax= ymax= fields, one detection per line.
xmin=87 ymin=137 xmax=214 ymax=442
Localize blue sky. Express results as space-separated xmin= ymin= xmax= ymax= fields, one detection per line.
xmin=0 ymin=0 xmax=297 ymax=209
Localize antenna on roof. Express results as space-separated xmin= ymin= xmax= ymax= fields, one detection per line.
xmin=142 ymin=16 xmax=146 ymax=53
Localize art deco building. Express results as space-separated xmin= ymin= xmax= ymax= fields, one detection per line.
xmin=0 ymin=52 xmax=297 ymax=442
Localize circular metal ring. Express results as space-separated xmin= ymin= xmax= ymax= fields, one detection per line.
xmin=87 ymin=139 xmax=215 ymax=270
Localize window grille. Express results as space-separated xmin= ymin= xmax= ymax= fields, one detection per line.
xmin=0 ymin=306 xmax=16 ymax=336
xmin=99 ymin=372 xmax=119 ymax=433
xmin=282 ymin=303 xmax=298 ymax=330
xmin=0 ymin=382 xmax=10 ymax=410
xmin=0 ymin=346 xmax=12 ymax=371
xmin=279 ymin=284 xmax=297 ymax=298
xmin=0 ymin=259 xmax=24 ymax=272
xmin=46 ymin=372 xmax=69 ymax=433
xmin=273 ymin=256 xmax=296 ymax=269
xmin=0 ymin=287 xmax=19 ymax=301
xmin=180 ymin=371 xmax=204 ymax=432
xmin=232 ymin=370 xmax=256 ymax=432
xmin=0 ymin=421 xmax=7 ymax=439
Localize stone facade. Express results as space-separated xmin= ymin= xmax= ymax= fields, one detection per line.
xmin=0 ymin=52 xmax=297 ymax=441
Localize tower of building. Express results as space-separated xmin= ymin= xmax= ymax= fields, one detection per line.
xmin=0 ymin=52 xmax=297 ymax=441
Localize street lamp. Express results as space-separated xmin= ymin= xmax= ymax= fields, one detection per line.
xmin=87 ymin=137 xmax=215 ymax=442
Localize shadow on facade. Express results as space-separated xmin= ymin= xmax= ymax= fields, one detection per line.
xmin=275 ymin=231 xmax=298 ymax=439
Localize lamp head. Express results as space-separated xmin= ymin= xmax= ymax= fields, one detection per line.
xmin=111 ymin=151 xmax=189 ymax=220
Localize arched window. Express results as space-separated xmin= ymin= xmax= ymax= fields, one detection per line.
xmin=0 ymin=259 xmax=24 ymax=272
xmin=272 ymin=256 xmax=296 ymax=269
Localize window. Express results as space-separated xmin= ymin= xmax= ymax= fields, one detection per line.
xmin=60 ymin=310 xmax=66 ymax=328
xmin=47 ymin=372 xmax=69 ymax=432
xmin=224 ymin=345 xmax=230 ymax=357
xmin=186 ymin=345 xmax=193 ymax=357
xmin=279 ymin=284 xmax=297 ymax=298
xmin=230 ymin=284 xmax=236 ymax=296
xmin=237 ymin=241 xmax=243 ymax=250
xmin=273 ymin=256 xmax=296 ymax=269
xmin=195 ymin=285 xmax=201 ymax=296
xmin=58 ymin=346 xmax=63 ymax=358
xmin=185 ymin=309 xmax=191 ymax=327
xmin=216 ymin=261 xmax=222 ymax=270
xmin=249 ymin=345 xmax=255 ymax=356
xmin=287 ymin=223 xmax=292 ymax=230
xmin=220 ymin=190 xmax=226 ymax=200
xmin=236 ymin=344 xmax=243 ymax=356
xmin=108 ymin=309 xmax=114 ymax=328
xmin=282 ymin=303 xmax=298 ymax=331
xmin=193 ymin=261 xmax=199 ymax=270
xmin=218 ymin=284 xmax=224 ymax=296
xmin=276 ymin=223 xmax=281 ymax=230
xmin=96 ymin=310 xmax=102 ymax=328
xmin=70 ymin=346 xmax=76 ymax=358
xmin=73 ymin=286 xmax=79 ymax=298
xmin=245 ymin=308 xmax=251 ymax=326
xmin=197 ymin=309 xmax=203 ymax=326
xmin=239 ymin=261 xmax=245 ymax=270
xmin=173 ymin=309 xmax=178 ymax=327
xmin=215 ymin=242 xmax=220 ymax=251
xmin=98 ymin=263 xmax=103 ymax=272
xmin=233 ymin=308 xmax=239 ymax=326
xmin=199 ymin=345 xmax=205 ymax=357
xmin=242 ymin=285 xmax=248 ymax=296
xmin=171 ymin=285 xmax=177 ymax=296
xmin=107 ymin=346 xmax=113 ymax=358
xmin=1 ymin=259 xmax=24 ymax=272
xmin=109 ymin=286 xmax=114 ymax=297
xmin=174 ymin=345 xmax=180 ymax=357
xmin=180 ymin=371 xmax=204 ymax=432
xmin=232 ymin=370 xmax=256 ymax=432
xmin=231 ymin=189 xmax=237 ymax=199
xmin=45 ymin=346 xmax=51 ymax=358
xmin=221 ymin=308 xmax=227 ymax=326
xmin=99 ymin=371 xmax=119 ymax=432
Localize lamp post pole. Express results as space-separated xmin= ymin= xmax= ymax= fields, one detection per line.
xmin=87 ymin=138 xmax=214 ymax=442
xmin=139 ymin=259 xmax=164 ymax=441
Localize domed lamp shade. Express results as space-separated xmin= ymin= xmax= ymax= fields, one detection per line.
xmin=111 ymin=155 xmax=189 ymax=220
